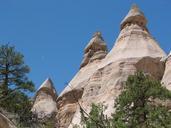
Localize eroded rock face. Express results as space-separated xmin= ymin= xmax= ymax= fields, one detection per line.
xmin=57 ymin=5 xmax=166 ymax=128
xmin=80 ymin=32 xmax=108 ymax=68
xmin=162 ymin=53 xmax=171 ymax=90
xmin=120 ymin=4 xmax=147 ymax=30
xmin=56 ymin=88 xmax=84 ymax=128
xmin=32 ymin=78 xmax=57 ymax=119
xmin=66 ymin=58 xmax=165 ymax=127
xmin=0 ymin=113 xmax=16 ymax=128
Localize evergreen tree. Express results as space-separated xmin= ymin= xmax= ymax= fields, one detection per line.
xmin=113 ymin=72 xmax=171 ymax=128
xmin=0 ymin=44 xmax=35 ymax=126
xmin=81 ymin=103 xmax=110 ymax=128
xmin=82 ymin=72 xmax=171 ymax=128
xmin=0 ymin=44 xmax=34 ymax=97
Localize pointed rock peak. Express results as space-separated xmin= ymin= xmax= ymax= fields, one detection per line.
xmin=106 ymin=4 xmax=166 ymax=63
xmin=38 ymin=78 xmax=54 ymax=90
xmin=121 ymin=4 xmax=147 ymax=30
xmin=131 ymin=4 xmax=139 ymax=11
xmin=32 ymin=78 xmax=57 ymax=120
xmin=37 ymin=78 xmax=57 ymax=96
xmin=80 ymin=32 xmax=108 ymax=68
xmin=84 ymin=32 xmax=106 ymax=53
xmin=92 ymin=31 xmax=104 ymax=41
xmin=35 ymin=78 xmax=58 ymax=99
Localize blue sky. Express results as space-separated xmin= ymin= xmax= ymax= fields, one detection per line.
xmin=0 ymin=0 xmax=171 ymax=95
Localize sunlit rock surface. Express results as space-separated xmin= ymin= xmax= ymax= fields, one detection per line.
xmin=162 ymin=52 xmax=171 ymax=90
xmin=0 ymin=113 xmax=16 ymax=128
xmin=57 ymin=5 xmax=166 ymax=128
xmin=32 ymin=78 xmax=57 ymax=119
xmin=80 ymin=32 xmax=108 ymax=68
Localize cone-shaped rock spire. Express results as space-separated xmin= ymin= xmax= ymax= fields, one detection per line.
xmin=58 ymin=5 xmax=167 ymax=127
xmin=80 ymin=32 xmax=108 ymax=68
xmin=32 ymin=78 xmax=57 ymax=119
xmin=106 ymin=5 xmax=166 ymax=63
xmin=121 ymin=4 xmax=147 ymax=30
xmin=37 ymin=78 xmax=57 ymax=97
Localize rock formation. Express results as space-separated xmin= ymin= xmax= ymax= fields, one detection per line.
xmin=56 ymin=5 xmax=166 ymax=127
xmin=162 ymin=52 xmax=171 ymax=90
xmin=33 ymin=4 xmax=169 ymax=128
xmin=0 ymin=113 xmax=16 ymax=128
xmin=80 ymin=32 xmax=108 ymax=68
xmin=32 ymin=78 xmax=57 ymax=119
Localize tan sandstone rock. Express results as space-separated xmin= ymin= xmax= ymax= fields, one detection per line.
xmin=162 ymin=52 xmax=171 ymax=90
xmin=57 ymin=5 xmax=166 ymax=128
xmin=0 ymin=113 xmax=16 ymax=128
xmin=32 ymin=78 xmax=57 ymax=119
xmin=80 ymin=32 xmax=108 ymax=68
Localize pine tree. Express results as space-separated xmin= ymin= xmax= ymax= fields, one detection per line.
xmin=113 ymin=72 xmax=171 ymax=128
xmin=81 ymin=103 xmax=110 ymax=128
xmin=82 ymin=72 xmax=171 ymax=128
xmin=0 ymin=44 xmax=34 ymax=97
xmin=0 ymin=44 xmax=35 ymax=126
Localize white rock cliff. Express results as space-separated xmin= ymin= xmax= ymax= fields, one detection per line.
xmin=32 ymin=78 xmax=57 ymax=119
xmin=33 ymin=5 xmax=168 ymax=128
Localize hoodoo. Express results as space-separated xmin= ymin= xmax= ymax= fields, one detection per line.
xmin=80 ymin=32 xmax=108 ymax=68
xmin=120 ymin=4 xmax=147 ymax=30
xmin=106 ymin=4 xmax=166 ymax=63
xmin=56 ymin=5 xmax=167 ymax=127
xmin=56 ymin=32 xmax=107 ymax=127
xmin=32 ymin=78 xmax=57 ymax=119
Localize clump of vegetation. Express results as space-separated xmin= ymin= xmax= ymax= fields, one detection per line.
xmin=0 ymin=44 xmax=35 ymax=127
xmin=0 ymin=44 xmax=57 ymax=127
xmin=81 ymin=72 xmax=171 ymax=128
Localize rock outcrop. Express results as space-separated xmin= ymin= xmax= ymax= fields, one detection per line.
xmin=162 ymin=52 xmax=171 ymax=90
xmin=0 ymin=113 xmax=16 ymax=128
xmin=56 ymin=88 xmax=84 ymax=128
xmin=80 ymin=32 xmax=108 ymax=68
xmin=57 ymin=5 xmax=166 ymax=127
xmin=32 ymin=78 xmax=57 ymax=119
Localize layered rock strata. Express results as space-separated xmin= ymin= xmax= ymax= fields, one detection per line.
xmin=32 ymin=78 xmax=57 ymax=119
xmin=80 ymin=32 xmax=108 ymax=68
xmin=57 ymin=5 xmax=166 ymax=127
